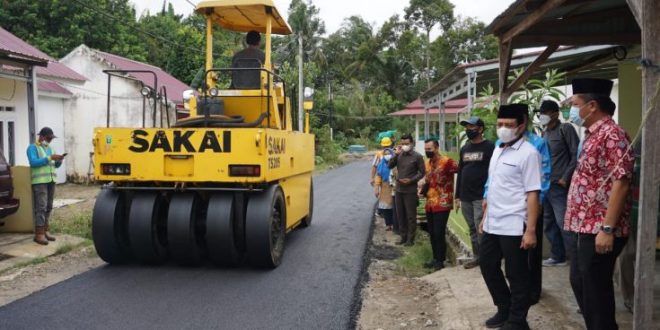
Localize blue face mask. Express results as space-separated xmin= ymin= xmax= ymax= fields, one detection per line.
xmin=569 ymin=106 xmax=584 ymax=126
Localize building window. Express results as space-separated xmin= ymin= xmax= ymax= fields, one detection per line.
xmin=5 ymin=107 xmax=14 ymax=112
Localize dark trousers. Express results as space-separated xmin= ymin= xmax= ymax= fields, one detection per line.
xmin=543 ymin=184 xmax=570 ymax=261
xmin=392 ymin=195 xmax=399 ymax=233
xmin=379 ymin=208 xmax=394 ymax=226
xmin=568 ymin=233 xmax=627 ymax=330
xmin=32 ymin=182 xmax=55 ymax=227
xmin=395 ymin=191 xmax=418 ymax=243
xmin=528 ymin=210 xmax=543 ymax=304
xmin=426 ymin=211 xmax=449 ymax=263
xmin=480 ymin=233 xmax=531 ymax=325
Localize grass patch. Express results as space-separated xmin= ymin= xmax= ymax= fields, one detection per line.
xmin=0 ymin=257 xmax=48 ymax=276
xmin=394 ymin=231 xmax=434 ymax=277
xmin=51 ymin=210 xmax=92 ymax=240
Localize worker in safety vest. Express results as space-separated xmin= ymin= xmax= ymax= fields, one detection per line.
xmin=26 ymin=127 xmax=64 ymax=245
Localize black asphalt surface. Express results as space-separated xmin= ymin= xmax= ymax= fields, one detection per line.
xmin=0 ymin=161 xmax=374 ymax=330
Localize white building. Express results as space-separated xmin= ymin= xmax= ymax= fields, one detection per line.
xmin=59 ymin=45 xmax=190 ymax=182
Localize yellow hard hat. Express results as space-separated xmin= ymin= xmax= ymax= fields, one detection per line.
xmin=380 ymin=137 xmax=393 ymax=147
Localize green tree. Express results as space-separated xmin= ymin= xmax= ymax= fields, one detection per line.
xmin=404 ymin=0 xmax=455 ymax=88
xmin=0 ymin=0 xmax=147 ymax=61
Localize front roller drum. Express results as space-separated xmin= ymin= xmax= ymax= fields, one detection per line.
xmin=92 ymin=190 xmax=131 ymax=264
xmin=245 ymin=185 xmax=286 ymax=268
xmin=168 ymin=193 xmax=204 ymax=265
xmin=206 ymin=194 xmax=242 ymax=265
xmin=128 ymin=192 xmax=168 ymax=264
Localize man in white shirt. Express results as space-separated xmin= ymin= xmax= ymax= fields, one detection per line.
xmin=479 ymin=104 xmax=542 ymax=330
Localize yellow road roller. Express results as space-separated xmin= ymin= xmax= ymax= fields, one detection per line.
xmin=91 ymin=0 xmax=314 ymax=268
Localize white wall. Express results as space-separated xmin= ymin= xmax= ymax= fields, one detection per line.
xmin=0 ymin=76 xmax=31 ymax=167
xmin=36 ymin=95 xmax=67 ymax=183
xmin=60 ymin=47 xmax=163 ymax=180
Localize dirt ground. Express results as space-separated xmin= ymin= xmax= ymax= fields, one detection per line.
xmin=357 ymin=214 xmax=638 ymax=330
xmin=0 ymin=183 xmax=104 ymax=307
xmin=50 ymin=183 xmax=100 ymax=224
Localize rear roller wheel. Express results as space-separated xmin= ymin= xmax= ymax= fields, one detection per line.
xmin=299 ymin=179 xmax=314 ymax=228
xmin=168 ymin=193 xmax=204 ymax=265
xmin=245 ymin=185 xmax=286 ymax=268
xmin=206 ymin=193 xmax=241 ymax=265
xmin=92 ymin=190 xmax=131 ymax=264
xmin=128 ymin=192 xmax=168 ymax=264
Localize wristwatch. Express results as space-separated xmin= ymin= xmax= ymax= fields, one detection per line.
xmin=601 ymin=225 xmax=614 ymax=234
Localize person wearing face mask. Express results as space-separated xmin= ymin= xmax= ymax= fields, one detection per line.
xmin=374 ymin=148 xmax=395 ymax=231
xmin=388 ymin=133 xmax=425 ymax=246
xmin=564 ymin=78 xmax=634 ymax=330
xmin=420 ymin=139 xmax=458 ymax=270
xmin=478 ymin=104 xmax=541 ymax=330
xmin=534 ymin=100 xmax=579 ymax=268
xmin=371 ymin=137 xmax=394 ymax=186
xmin=26 ymin=127 xmax=65 ymax=245
xmin=456 ymin=117 xmax=494 ymax=269
xmin=484 ymin=106 xmax=551 ymax=305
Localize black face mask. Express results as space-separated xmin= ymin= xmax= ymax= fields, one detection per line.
xmin=425 ymin=151 xmax=436 ymax=158
xmin=466 ymin=129 xmax=480 ymax=140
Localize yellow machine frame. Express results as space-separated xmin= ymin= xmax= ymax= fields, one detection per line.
xmin=92 ymin=0 xmax=314 ymax=268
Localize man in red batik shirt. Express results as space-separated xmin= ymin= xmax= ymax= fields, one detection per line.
xmin=420 ymin=139 xmax=458 ymax=271
xmin=564 ymin=78 xmax=634 ymax=330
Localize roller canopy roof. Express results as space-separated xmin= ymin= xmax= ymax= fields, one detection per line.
xmin=196 ymin=0 xmax=292 ymax=35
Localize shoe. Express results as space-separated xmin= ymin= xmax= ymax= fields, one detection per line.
xmin=44 ymin=224 xmax=56 ymax=242
xmin=485 ymin=308 xmax=508 ymax=328
xmin=463 ymin=259 xmax=479 ymax=269
xmin=542 ymin=258 xmax=567 ymax=267
xmin=433 ymin=262 xmax=444 ymax=271
xmin=33 ymin=226 xmax=49 ymax=246
xmin=501 ymin=321 xmax=530 ymax=330
xmin=424 ymin=260 xmax=437 ymax=268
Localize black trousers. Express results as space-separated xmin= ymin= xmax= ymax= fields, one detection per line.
xmin=528 ymin=210 xmax=543 ymax=304
xmin=426 ymin=211 xmax=450 ymax=263
xmin=568 ymin=233 xmax=627 ymax=330
xmin=480 ymin=233 xmax=531 ymax=325
xmin=392 ymin=195 xmax=399 ymax=234
xmin=395 ymin=191 xmax=418 ymax=243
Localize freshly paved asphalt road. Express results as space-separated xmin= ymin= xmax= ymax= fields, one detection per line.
xmin=0 ymin=161 xmax=374 ymax=330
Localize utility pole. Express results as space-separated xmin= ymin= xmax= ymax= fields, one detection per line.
xmin=298 ymin=33 xmax=304 ymax=132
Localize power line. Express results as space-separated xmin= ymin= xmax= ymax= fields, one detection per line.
xmin=69 ymin=0 xmax=219 ymax=57
xmin=184 ymin=0 xmax=197 ymax=8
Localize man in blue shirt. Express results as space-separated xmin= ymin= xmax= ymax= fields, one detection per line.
xmin=27 ymin=127 xmax=64 ymax=245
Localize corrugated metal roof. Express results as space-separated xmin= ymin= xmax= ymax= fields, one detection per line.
xmin=389 ymin=98 xmax=467 ymax=117
xmin=38 ymin=80 xmax=72 ymax=95
xmin=0 ymin=26 xmax=49 ymax=64
xmin=37 ymin=61 xmax=86 ymax=82
xmin=0 ymin=26 xmax=86 ymax=81
xmin=96 ymin=50 xmax=190 ymax=104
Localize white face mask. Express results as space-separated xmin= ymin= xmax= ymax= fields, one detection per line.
xmin=539 ymin=114 xmax=551 ymax=126
xmin=383 ymin=154 xmax=392 ymax=161
xmin=401 ymin=145 xmax=412 ymax=153
xmin=496 ymin=126 xmax=519 ymax=143
xmin=41 ymin=140 xmax=50 ymax=147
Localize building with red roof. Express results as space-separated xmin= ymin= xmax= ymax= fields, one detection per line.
xmin=59 ymin=45 xmax=191 ymax=180
xmin=389 ymin=98 xmax=468 ymax=152
xmin=0 ymin=26 xmax=87 ymax=184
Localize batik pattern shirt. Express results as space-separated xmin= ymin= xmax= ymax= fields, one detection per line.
xmin=424 ymin=155 xmax=459 ymax=212
xmin=564 ymin=116 xmax=634 ymax=237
